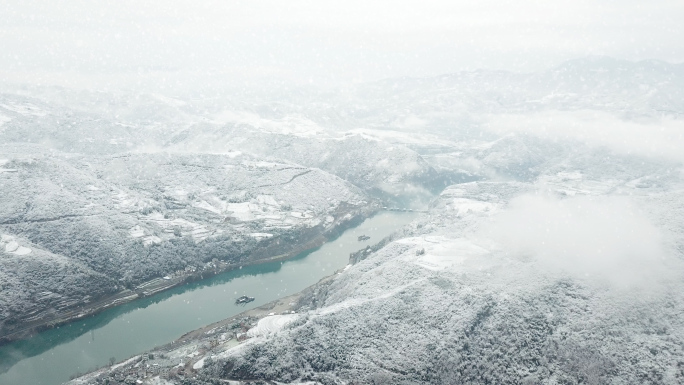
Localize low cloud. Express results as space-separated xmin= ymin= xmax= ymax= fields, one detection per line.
xmin=482 ymin=193 xmax=675 ymax=289
xmin=485 ymin=110 xmax=684 ymax=163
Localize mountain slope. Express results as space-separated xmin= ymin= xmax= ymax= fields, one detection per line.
xmin=0 ymin=145 xmax=369 ymax=340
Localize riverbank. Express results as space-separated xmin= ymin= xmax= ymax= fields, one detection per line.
xmin=0 ymin=210 xmax=417 ymax=385
xmin=67 ymin=268 xmax=340 ymax=384
xmin=66 ymin=216 xmax=414 ymax=384
xmin=0 ymin=202 xmax=377 ymax=346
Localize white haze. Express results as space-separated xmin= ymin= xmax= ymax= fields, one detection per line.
xmin=1 ymin=0 xmax=684 ymax=91
xmin=485 ymin=111 xmax=684 ymax=163
xmin=483 ymin=193 xmax=676 ymax=290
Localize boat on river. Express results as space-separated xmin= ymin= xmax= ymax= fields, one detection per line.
xmin=358 ymin=235 xmax=370 ymax=241
xmin=235 ymin=295 xmax=255 ymax=305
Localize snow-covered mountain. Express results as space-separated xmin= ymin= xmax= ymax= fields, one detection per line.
xmin=0 ymin=144 xmax=369 ymax=339
xmin=69 ymin=147 xmax=684 ymax=384
xmin=61 ymin=57 xmax=684 ymax=385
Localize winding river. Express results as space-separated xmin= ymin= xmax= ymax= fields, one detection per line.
xmin=0 ymin=211 xmax=417 ymax=385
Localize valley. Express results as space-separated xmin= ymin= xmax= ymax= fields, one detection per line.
xmin=1 ymin=57 xmax=684 ymax=384
xmin=0 ymin=211 xmax=417 ymax=385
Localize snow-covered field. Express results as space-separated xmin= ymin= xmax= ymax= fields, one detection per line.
xmin=1 ymin=235 xmax=32 ymax=256
xmin=246 ymin=314 xmax=299 ymax=338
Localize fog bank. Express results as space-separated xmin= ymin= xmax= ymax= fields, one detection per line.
xmin=484 ymin=193 xmax=676 ymax=289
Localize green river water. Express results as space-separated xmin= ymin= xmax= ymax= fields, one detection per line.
xmin=0 ymin=211 xmax=416 ymax=385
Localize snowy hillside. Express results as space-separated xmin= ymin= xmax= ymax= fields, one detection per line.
xmin=67 ymin=123 xmax=684 ymax=385
xmin=5 ymin=58 xmax=682 ymax=204
xmin=190 ymin=152 xmax=684 ymax=384
xmin=165 ymin=124 xmax=445 ymax=205
xmin=62 ymin=57 xmax=684 ymax=384
xmin=0 ymin=144 xmax=368 ymax=339
xmin=1 ymin=56 xmax=681 ymax=384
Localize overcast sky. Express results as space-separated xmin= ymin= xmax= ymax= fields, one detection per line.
xmin=1 ymin=0 xmax=683 ymax=91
